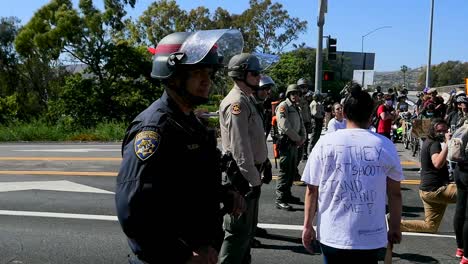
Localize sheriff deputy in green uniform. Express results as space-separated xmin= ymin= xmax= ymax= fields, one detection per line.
xmin=297 ymin=78 xmax=313 ymax=161
xmin=218 ymin=53 xmax=269 ymax=264
xmin=275 ymin=84 xmax=306 ymax=211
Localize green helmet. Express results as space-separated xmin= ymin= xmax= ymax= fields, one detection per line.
xmin=285 ymin=84 xmax=300 ymax=97
xmin=228 ymin=53 xmax=262 ymax=79
xmin=297 ymin=78 xmax=312 ymax=87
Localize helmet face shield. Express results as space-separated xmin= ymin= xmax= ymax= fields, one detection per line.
xmin=259 ymin=75 xmax=275 ymax=88
xmin=252 ymin=52 xmax=280 ymax=71
xmin=179 ymin=29 xmax=244 ymax=66
xmin=151 ymin=29 xmax=244 ymax=79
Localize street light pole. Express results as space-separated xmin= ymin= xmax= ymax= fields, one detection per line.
xmin=360 ymin=26 xmax=392 ymax=88
xmin=315 ymin=0 xmax=327 ymax=94
xmin=426 ymin=0 xmax=434 ymax=89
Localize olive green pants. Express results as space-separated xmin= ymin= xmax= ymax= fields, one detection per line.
xmin=276 ymin=146 xmax=298 ymax=202
xmin=218 ymin=196 xmax=259 ymax=264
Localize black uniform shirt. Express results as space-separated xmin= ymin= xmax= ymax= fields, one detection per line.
xmin=115 ymin=91 xmax=223 ymax=263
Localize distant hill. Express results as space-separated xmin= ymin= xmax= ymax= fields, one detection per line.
xmin=374 ymin=67 xmax=424 ymax=91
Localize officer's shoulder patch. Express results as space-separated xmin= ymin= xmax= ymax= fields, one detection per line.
xmin=231 ymin=102 xmax=242 ymax=115
xmin=134 ymin=130 xmax=160 ymax=161
xmin=279 ymin=105 xmax=286 ymax=113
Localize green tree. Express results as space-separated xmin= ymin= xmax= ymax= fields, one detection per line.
xmin=212 ymin=7 xmax=235 ymax=29
xmin=186 ymin=7 xmax=214 ymax=31
xmin=0 ymin=17 xmax=21 ymax=97
xmin=418 ymin=61 xmax=468 ymax=88
xmin=135 ymin=0 xmax=188 ymax=46
xmin=102 ymin=0 xmax=137 ymax=31
xmin=13 ymin=0 xmax=82 ymax=116
xmin=133 ymin=0 xmax=307 ymax=54
xmin=242 ymin=0 xmax=307 ymax=54
xmin=400 ymin=65 xmax=408 ymax=86
xmin=15 ymin=0 xmax=141 ymax=84
xmin=16 ymin=0 xmax=158 ymax=126
xmin=267 ymin=48 xmax=316 ymax=92
xmin=267 ymin=47 xmax=351 ymax=98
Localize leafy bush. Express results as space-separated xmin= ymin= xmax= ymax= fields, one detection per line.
xmin=0 ymin=94 xmax=19 ymax=123
xmin=0 ymin=120 xmax=66 ymax=141
xmin=198 ymin=104 xmax=219 ymax=113
xmin=0 ymin=120 xmax=126 ymax=141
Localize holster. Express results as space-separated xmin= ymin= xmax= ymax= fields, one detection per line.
xmin=220 ymin=151 xmax=250 ymax=196
xmin=278 ymin=134 xmax=292 ymax=155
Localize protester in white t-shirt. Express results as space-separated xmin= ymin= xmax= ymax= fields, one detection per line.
xmin=301 ymin=83 xmax=404 ymax=263
xmin=327 ymin=103 xmax=347 ymax=133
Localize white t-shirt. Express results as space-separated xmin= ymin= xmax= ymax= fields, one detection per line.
xmin=301 ymin=128 xmax=404 ymax=250
xmin=327 ymin=118 xmax=347 ymax=133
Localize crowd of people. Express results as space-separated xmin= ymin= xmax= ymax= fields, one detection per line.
xmin=113 ymin=28 xmax=467 ymax=264
xmin=368 ymin=84 xmax=468 ymax=264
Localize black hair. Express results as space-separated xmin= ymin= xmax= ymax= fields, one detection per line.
xmin=428 ymin=118 xmax=447 ymax=140
xmin=426 ymin=103 xmax=435 ymax=111
xmin=343 ymin=83 xmax=374 ymax=128
xmin=332 ymin=102 xmax=342 ymax=111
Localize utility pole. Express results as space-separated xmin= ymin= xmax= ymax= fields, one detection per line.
xmin=315 ymin=0 xmax=327 ymax=94
xmin=426 ymin=0 xmax=435 ymax=89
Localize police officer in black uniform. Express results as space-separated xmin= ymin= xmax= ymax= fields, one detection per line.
xmin=115 ymin=29 xmax=244 ymax=264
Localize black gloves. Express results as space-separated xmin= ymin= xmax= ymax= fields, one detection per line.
xmin=262 ymin=159 xmax=272 ymax=184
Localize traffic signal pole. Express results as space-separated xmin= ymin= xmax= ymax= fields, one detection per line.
xmin=316 ymin=23 xmax=323 ymax=94
xmin=315 ymin=0 xmax=327 ymax=94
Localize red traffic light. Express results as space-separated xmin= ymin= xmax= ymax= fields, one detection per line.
xmin=323 ymin=71 xmax=334 ymax=81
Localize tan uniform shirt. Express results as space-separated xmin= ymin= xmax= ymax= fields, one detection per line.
xmin=219 ymin=85 xmax=268 ymax=187
xmin=310 ymin=100 xmax=325 ymax=119
xmin=276 ymin=98 xmax=306 ymax=142
xmin=299 ymin=97 xmax=312 ymax=124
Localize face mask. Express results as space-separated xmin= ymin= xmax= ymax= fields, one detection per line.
xmin=435 ymin=133 xmax=445 ymax=142
xmin=385 ymin=100 xmax=393 ymax=106
xmin=426 ymin=112 xmax=434 ymax=117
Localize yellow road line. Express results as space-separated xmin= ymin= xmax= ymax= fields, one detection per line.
xmin=0 ymin=157 xmax=121 ymax=161
xmin=0 ymin=171 xmax=422 ymax=185
xmin=271 ymin=159 xmax=420 ymax=166
xmin=272 ymin=176 xmax=421 ymax=185
xmin=0 ymin=171 xmax=117 ymax=177
xmin=2 ymin=157 xmax=418 ymax=166
xmin=401 ymin=180 xmax=420 ymax=185
xmin=401 ymin=161 xmax=420 ymax=166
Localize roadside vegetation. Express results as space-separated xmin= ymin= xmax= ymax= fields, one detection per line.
xmin=0 ymin=120 xmax=127 ymax=142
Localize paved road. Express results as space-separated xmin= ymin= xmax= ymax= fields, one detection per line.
xmin=0 ymin=141 xmax=460 ymax=263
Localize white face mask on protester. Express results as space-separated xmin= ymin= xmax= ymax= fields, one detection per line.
xmin=385 ymin=100 xmax=393 ymax=106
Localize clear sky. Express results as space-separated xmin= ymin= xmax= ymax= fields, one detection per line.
xmin=1 ymin=0 xmax=467 ymax=71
